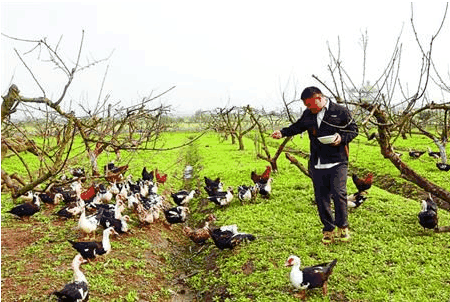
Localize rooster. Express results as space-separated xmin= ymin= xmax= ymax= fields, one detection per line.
xmin=409 ymin=149 xmax=426 ymax=158
xmin=208 ymin=224 xmax=256 ymax=250
xmin=80 ymin=184 xmax=98 ymax=201
xmin=142 ymin=167 xmax=154 ymax=182
xmin=418 ymin=194 xmax=438 ymax=231
xmin=155 ymin=169 xmax=167 ymax=184
xmin=352 ymin=172 xmax=373 ymax=193
xmin=251 ymin=165 xmax=271 ymax=184
xmin=104 ymin=162 xmax=129 ymax=183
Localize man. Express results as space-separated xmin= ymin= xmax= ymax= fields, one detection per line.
xmin=271 ymin=86 xmax=358 ymax=244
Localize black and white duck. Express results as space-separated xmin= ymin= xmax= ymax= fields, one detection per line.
xmin=418 ymin=194 xmax=438 ymax=231
xmin=68 ymin=226 xmax=118 ymax=260
xmin=171 ymin=189 xmax=199 ymax=206
xmin=208 ymin=224 xmax=256 ymax=250
xmin=207 ymin=186 xmax=234 ymax=206
xmin=285 ymin=255 xmax=338 ymax=299
xmin=8 ymin=193 xmax=41 ymax=220
xmin=51 ymin=254 xmax=89 ymax=301
xmin=163 ymin=206 xmax=190 ymax=224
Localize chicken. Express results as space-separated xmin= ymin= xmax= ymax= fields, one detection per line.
xmin=418 ymin=194 xmax=438 ymax=231
xmin=80 ymin=184 xmax=98 ymax=201
xmin=208 ymin=224 xmax=256 ymax=250
xmin=155 ymin=169 xmax=167 ymax=184
xmin=251 ymin=165 xmax=271 ymax=184
xmin=142 ymin=167 xmax=154 ymax=182
xmin=182 ymin=215 xmax=216 ymax=245
xmin=285 ymin=255 xmax=337 ymax=299
xmin=352 ymin=172 xmax=373 ymax=193
xmin=204 ymin=176 xmax=223 ymax=196
xmin=51 ymin=254 xmax=89 ymax=301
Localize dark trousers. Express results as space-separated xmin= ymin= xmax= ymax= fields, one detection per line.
xmin=310 ymin=163 xmax=349 ymax=232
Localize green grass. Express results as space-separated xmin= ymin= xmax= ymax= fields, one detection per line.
xmin=2 ymin=131 xmax=450 ymax=301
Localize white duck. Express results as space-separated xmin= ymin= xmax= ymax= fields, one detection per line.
xmin=78 ymin=199 xmax=100 ymax=239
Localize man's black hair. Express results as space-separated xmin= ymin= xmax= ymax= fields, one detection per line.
xmin=300 ymin=86 xmax=322 ymax=100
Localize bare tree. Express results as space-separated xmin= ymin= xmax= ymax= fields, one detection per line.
xmin=310 ymin=4 xmax=450 ymax=206
xmin=1 ymin=32 xmax=178 ymax=199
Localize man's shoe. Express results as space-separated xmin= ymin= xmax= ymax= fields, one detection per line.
xmin=337 ymin=227 xmax=350 ymax=242
xmin=321 ymin=230 xmax=334 ymax=245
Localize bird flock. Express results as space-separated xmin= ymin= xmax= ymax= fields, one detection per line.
xmin=7 ymin=163 xmax=273 ymax=301
xmin=6 ymin=159 xmax=444 ymax=300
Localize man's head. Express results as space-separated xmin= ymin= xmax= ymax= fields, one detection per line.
xmin=301 ymin=86 xmax=327 ymax=114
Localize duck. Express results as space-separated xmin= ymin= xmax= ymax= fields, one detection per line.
xmin=352 ymin=172 xmax=373 ymax=193
xmin=163 ymin=206 xmax=190 ymax=224
xmin=134 ymin=202 xmax=155 ymax=224
xmin=71 ymin=167 xmax=86 ymax=178
xmin=68 ymin=227 xmax=118 ymax=260
xmin=96 ymin=184 xmax=113 ymax=203
xmin=436 ymin=162 xmax=450 ymax=171
xmin=427 ymin=147 xmax=441 ymax=159
xmin=55 ymin=201 xmax=83 ymax=219
xmin=98 ymin=211 xmax=132 ymax=234
xmin=285 ymin=255 xmax=338 ymax=299
xmin=78 ymin=199 xmax=100 ymax=239
xmin=237 ymin=185 xmax=259 ymax=203
xmin=182 ymin=214 xmax=216 ymax=245
xmin=347 ymin=191 xmax=368 ymax=208
xmin=171 ymin=189 xmax=199 ymax=206
xmin=208 ymin=224 xmax=256 ymax=250
xmin=207 ymin=186 xmax=234 ymax=206
xmin=38 ymin=192 xmax=63 ymax=205
xmin=8 ymin=193 xmax=41 ymax=220
xmin=418 ymin=194 xmax=438 ymax=231
xmin=409 ymin=149 xmax=426 ymax=158
xmin=256 ymin=178 xmax=273 ymax=198
xmin=51 ymin=254 xmax=89 ymax=301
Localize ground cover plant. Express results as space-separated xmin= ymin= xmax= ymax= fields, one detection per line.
xmin=1 ymin=131 xmax=450 ymax=301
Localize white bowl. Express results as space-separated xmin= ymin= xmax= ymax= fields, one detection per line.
xmin=317 ymin=133 xmax=338 ymax=144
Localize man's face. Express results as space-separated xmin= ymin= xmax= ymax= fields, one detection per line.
xmin=303 ymin=94 xmax=326 ymax=114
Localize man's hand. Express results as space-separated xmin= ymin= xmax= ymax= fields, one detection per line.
xmin=330 ymin=133 xmax=342 ymax=146
xmin=271 ymin=130 xmax=282 ymax=139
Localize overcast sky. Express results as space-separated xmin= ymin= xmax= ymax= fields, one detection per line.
xmin=1 ymin=1 xmax=449 ymax=116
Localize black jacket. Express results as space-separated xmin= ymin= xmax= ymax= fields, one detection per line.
xmin=280 ymin=100 xmax=358 ymax=165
